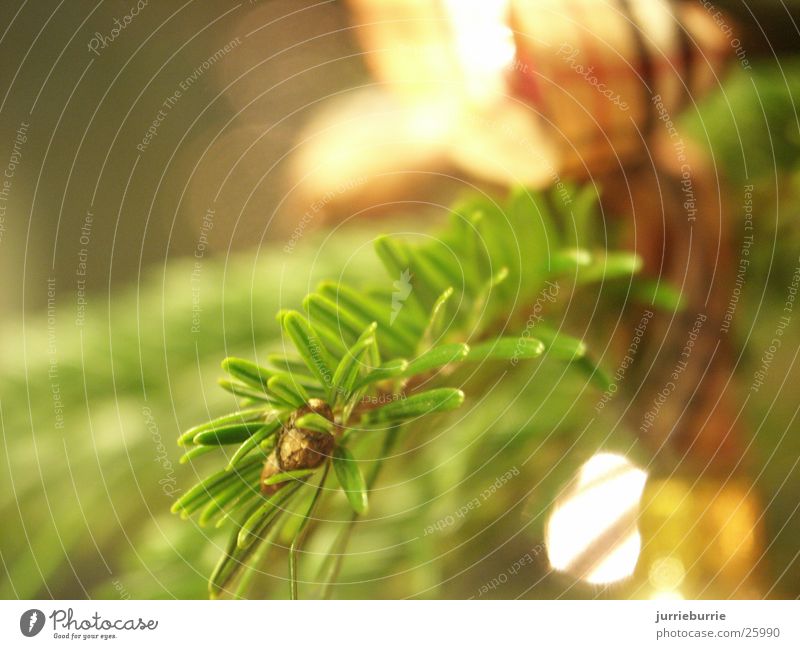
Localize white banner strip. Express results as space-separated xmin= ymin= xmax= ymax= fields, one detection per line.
xmin=1 ymin=600 xmax=798 ymax=647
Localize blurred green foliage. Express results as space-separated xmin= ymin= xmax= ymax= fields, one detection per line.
xmin=685 ymin=58 xmax=800 ymax=597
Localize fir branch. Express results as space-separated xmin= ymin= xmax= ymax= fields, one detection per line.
xmin=174 ymin=187 xmax=644 ymax=598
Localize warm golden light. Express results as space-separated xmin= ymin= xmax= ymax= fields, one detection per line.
xmin=649 ymin=556 xmax=686 ymax=591
xmin=441 ymin=0 xmax=515 ymax=102
xmin=650 ymin=590 xmax=685 ymax=601
xmin=546 ymin=453 xmax=648 ymax=585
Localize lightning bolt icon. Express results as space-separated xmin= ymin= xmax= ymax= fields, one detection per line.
xmin=28 ymin=611 xmax=38 ymax=632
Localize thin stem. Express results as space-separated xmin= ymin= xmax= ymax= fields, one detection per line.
xmin=289 ymin=462 xmax=330 ymax=600
xmin=233 ymin=524 xmax=273 ymax=600
xmin=318 ymin=426 xmax=400 ymax=599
